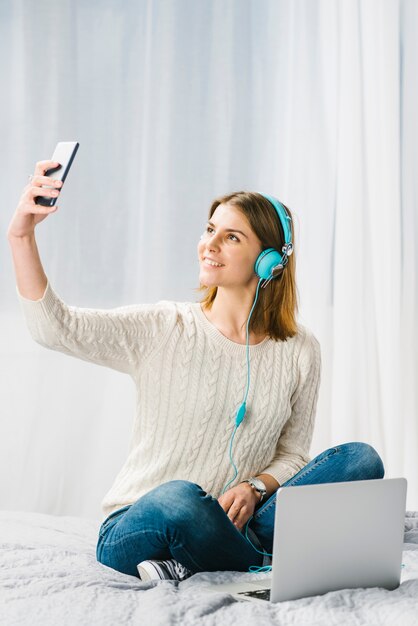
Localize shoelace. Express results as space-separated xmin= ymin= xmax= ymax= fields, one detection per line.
xmin=173 ymin=559 xmax=191 ymax=580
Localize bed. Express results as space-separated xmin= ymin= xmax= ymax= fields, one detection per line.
xmin=1 ymin=509 xmax=418 ymax=625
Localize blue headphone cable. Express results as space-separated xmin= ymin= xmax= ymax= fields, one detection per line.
xmin=221 ymin=277 xmax=273 ymax=572
xmin=221 ymin=277 xmax=262 ymax=492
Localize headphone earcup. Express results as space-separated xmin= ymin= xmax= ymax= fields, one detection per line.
xmin=254 ymin=248 xmax=284 ymax=280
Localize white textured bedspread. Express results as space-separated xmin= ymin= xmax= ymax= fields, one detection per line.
xmin=0 ymin=510 xmax=417 ymax=625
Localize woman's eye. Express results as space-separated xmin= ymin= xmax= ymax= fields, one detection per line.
xmin=205 ymin=227 xmax=239 ymax=242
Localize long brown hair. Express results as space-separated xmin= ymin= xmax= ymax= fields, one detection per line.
xmin=195 ymin=191 xmax=299 ymax=341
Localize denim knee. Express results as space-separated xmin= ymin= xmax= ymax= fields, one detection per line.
xmin=151 ymin=479 xmax=203 ymax=501
xmin=339 ymin=442 xmax=385 ymax=479
xmin=148 ymin=480 xmax=206 ymax=525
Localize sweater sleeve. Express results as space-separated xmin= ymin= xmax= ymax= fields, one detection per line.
xmin=16 ymin=279 xmax=177 ymax=377
xmin=261 ymin=328 xmax=322 ymax=486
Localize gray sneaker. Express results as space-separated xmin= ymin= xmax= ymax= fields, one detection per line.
xmin=137 ymin=558 xmax=193 ymax=582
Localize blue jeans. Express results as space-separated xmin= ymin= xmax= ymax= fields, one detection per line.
xmin=96 ymin=442 xmax=384 ymax=578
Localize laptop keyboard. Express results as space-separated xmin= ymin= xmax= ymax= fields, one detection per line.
xmin=237 ymin=588 xmax=271 ymax=601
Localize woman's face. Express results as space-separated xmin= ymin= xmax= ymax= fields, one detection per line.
xmin=197 ymin=203 xmax=263 ymax=290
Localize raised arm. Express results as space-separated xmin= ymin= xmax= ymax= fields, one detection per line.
xmin=7 ymin=159 xmax=62 ymax=299
xmin=8 ymin=160 xmax=177 ymax=376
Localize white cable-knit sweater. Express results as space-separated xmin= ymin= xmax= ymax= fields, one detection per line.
xmin=17 ymin=281 xmax=321 ymax=520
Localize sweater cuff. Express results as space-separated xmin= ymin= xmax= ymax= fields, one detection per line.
xmin=261 ymin=461 xmax=310 ymax=488
xmin=262 ymin=467 xmax=293 ymax=488
xmin=16 ymin=280 xmax=59 ymax=324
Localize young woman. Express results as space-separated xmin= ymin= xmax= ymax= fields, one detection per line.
xmin=8 ymin=160 xmax=384 ymax=582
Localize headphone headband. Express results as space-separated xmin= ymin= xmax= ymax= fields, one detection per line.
xmin=257 ymin=192 xmax=292 ymax=247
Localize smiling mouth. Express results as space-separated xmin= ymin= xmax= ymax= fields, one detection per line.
xmin=203 ymin=258 xmax=224 ymax=268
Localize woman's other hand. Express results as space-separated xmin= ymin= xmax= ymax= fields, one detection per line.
xmin=218 ymin=482 xmax=261 ymax=531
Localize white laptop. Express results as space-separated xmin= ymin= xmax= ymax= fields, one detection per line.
xmin=205 ymin=478 xmax=407 ymax=603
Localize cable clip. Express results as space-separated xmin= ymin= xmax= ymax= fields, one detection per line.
xmin=261 ymin=264 xmax=284 ymax=289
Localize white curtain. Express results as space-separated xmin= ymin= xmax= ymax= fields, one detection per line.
xmin=1 ymin=0 xmax=417 ymax=519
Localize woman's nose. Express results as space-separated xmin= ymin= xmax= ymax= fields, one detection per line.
xmin=207 ymin=239 xmax=220 ymax=251
xmin=206 ymin=232 xmax=221 ymax=248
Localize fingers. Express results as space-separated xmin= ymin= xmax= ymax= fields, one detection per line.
xmin=33 ymin=159 xmax=61 ymax=177
xmin=228 ymin=501 xmax=252 ymax=531
xmin=30 ymin=185 xmax=61 ymax=199
xmin=218 ymin=484 xmax=259 ymax=532
xmin=18 ymin=185 xmax=60 ymax=216
xmin=218 ymin=493 xmax=243 ymax=527
xmin=27 ymin=161 xmax=63 ymax=193
xmin=29 ymin=175 xmax=63 ymax=188
xmin=24 ymin=161 xmax=62 ymax=208
xmin=217 ymin=492 xmax=233 ymax=514
xmin=20 ymin=186 xmax=60 ymax=211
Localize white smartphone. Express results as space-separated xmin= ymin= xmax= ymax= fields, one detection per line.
xmin=35 ymin=141 xmax=79 ymax=206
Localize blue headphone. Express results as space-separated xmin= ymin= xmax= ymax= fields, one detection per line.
xmin=254 ymin=193 xmax=293 ymax=288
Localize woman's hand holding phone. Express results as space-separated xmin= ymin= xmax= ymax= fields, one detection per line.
xmin=7 ymin=160 xmax=63 ymax=239
xmin=8 ymin=144 xmax=78 ymax=299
